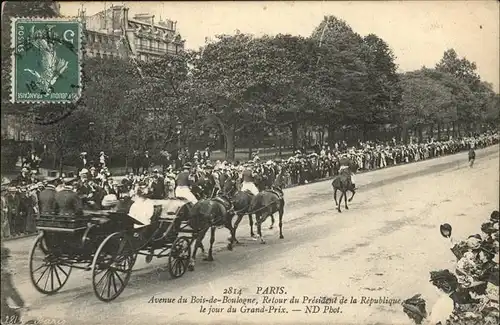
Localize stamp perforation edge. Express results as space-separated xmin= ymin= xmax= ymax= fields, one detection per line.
xmin=9 ymin=16 xmax=84 ymax=104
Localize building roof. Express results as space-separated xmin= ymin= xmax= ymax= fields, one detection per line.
xmin=128 ymin=19 xmax=175 ymax=32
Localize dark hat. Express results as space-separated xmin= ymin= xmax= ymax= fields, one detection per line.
xmin=440 ymin=223 xmax=452 ymax=238
xmin=467 ymin=234 xmax=482 ymax=241
xmin=481 ymin=222 xmax=497 ymax=235
xmin=429 ymin=269 xmax=458 ymax=293
xmin=490 ymin=210 xmax=499 ymax=223
xmin=401 ymin=294 xmax=427 ymax=324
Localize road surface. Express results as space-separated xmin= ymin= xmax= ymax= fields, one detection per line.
xmin=5 ymin=146 xmax=499 ymax=325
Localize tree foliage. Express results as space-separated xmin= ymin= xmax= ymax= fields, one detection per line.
xmin=2 ymin=6 xmax=498 ymax=166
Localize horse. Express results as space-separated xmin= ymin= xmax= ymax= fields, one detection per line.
xmin=221 ymin=177 xmax=280 ymax=243
xmin=187 ymin=194 xmax=235 ymax=271
xmin=331 ymin=169 xmax=356 ymax=213
xmin=247 ymin=186 xmax=285 ymax=244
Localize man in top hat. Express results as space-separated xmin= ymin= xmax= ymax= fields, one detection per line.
xmin=240 ymin=164 xmax=259 ymax=196
xmin=54 ymin=181 xmax=84 ymax=218
xmin=38 ymin=178 xmax=58 ymax=216
xmin=150 ymin=169 xmax=165 ymax=199
xmin=174 ymin=164 xmax=198 ymax=204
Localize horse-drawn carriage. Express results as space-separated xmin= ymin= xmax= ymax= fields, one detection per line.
xmin=29 ymin=199 xmax=195 ymax=302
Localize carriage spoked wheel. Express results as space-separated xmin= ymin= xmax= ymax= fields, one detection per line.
xmin=167 ymin=236 xmax=191 ymax=279
xmin=91 ymin=232 xmax=137 ymax=302
xmin=29 ymin=233 xmax=72 ymax=295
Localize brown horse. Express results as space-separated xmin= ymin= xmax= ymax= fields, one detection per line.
xmin=247 ymin=187 xmax=285 ymax=244
xmin=221 ymin=178 xmax=275 ymax=243
xmin=187 ymin=195 xmax=235 ymax=271
xmin=331 ymin=169 xmax=355 ymax=213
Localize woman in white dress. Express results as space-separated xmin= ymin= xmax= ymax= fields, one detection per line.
xmin=128 ymin=185 xmax=155 ymax=229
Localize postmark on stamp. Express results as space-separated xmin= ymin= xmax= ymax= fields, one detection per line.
xmin=10 ymin=17 xmax=83 ymax=104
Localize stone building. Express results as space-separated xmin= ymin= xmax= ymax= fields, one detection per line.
xmin=79 ymin=5 xmax=185 ymax=61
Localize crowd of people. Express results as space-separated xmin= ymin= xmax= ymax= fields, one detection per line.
xmin=402 ymin=211 xmax=499 ymax=325
xmin=1 ymin=132 xmax=498 ymax=239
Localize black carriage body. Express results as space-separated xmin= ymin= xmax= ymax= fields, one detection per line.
xmin=30 ymin=202 xmax=195 ymax=302
xmin=35 ymin=211 xmax=136 ymax=260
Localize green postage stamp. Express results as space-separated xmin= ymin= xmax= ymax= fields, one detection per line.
xmin=10 ymin=17 xmax=83 ymax=104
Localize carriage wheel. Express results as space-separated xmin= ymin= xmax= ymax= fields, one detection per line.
xmin=91 ymin=232 xmax=137 ymax=302
xmin=167 ymin=236 xmax=191 ymax=278
xmin=29 ymin=233 xmax=72 ymax=295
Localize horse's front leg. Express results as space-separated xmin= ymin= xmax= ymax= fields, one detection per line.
xmin=278 ymin=203 xmax=284 ymax=239
xmin=203 ymin=226 xmax=216 ymax=261
xmin=256 ymin=214 xmax=267 ymax=244
xmin=230 ymin=214 xmax=244 ymax=244
xmin=348 ymin=189 xmax=356 ymax=202
xmin=249 ymin=215 xmax=256 ymax=239
xmin=333 ymin=187 xmax=338 ymax=206
xmin=225 ymin=219 xmax=235 ymax=251
xmin=344 ymin=191 xmax=349 ymax=210
xmin=337 ymin=191 xmax=343 ymax=213
xmin=189 ymin=227 xmax=208 ymax=271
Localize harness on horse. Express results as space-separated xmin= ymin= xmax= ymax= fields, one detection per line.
xmin=264 ymin=188 xmax=284 ymax=201
xmin=212 ymin=195 xmax=234 ymax=213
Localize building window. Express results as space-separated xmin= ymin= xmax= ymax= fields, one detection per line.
xmin=167 ymin=43 xmax=176 ymax=54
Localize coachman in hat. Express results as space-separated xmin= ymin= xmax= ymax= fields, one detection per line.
xmin=174 ymin=163 xmax=198 ymax=204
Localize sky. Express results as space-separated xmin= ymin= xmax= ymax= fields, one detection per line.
xmin=60 ymin=1 xmax=500 ymax=92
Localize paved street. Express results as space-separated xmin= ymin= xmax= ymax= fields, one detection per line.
xmin=6 ymin=146 xmax=499 ymax=325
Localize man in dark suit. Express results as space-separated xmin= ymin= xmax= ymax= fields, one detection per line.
xmin=54 ymin=182 xmax=84 ymax=218
xmin=150 ymin=169 xmax=165 ymax=199
xmin=38 ymin=180 xmax=58 ymax=216
xmin=142 ymin=151 xmax=151 ymax=174
xmin=132 ymin=150 xmax=141 ymax=175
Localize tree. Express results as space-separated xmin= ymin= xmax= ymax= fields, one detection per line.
xmin=32 ymin=109 xmax=95 ymax=173
xmin=360 ymin=34 xmax=402 ymax=130
xmin=80 ymin=57 xmax=141 ymax=157
xmin=123 ymin=51 xmax=197 ymax=155
xmin=310 ymin=16 xmax=370 ymax=140
xmin=399 ymin=69 xmax=455 ymax=141
xmin=436 ymin=49 xmax=497 ymax=134
xmin=436 ymin=49 xmax=480 ymax=88
xmin=188 ymin=33 xmax=309 ymax=160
